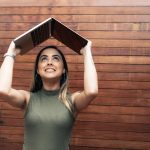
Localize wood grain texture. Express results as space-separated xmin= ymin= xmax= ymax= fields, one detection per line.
xmin=0 ymin=0 xmax=150 ymax=6
xmin=0 ymin=14 xmax=150 ymax=23
xmin=0 ymin=2 xmax=150 ymax=150
xmin=0 ymin=7 xmax=150 ymax=15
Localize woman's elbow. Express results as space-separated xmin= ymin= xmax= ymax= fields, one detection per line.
xmin=91 ymin=90 xmax=98 ymax=98
xmin=0 ymin=87 xmax=10 ymax=96
xmin=86 ymin=89 xmax=98 ymax=99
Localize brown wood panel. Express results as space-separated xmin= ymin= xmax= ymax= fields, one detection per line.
xmin=0 ymin=117 xmax=23 ymax=126
xmin=0 ymin=143 xmax=22 ymax=150
xmin=71 ymin=22 xmax=150 ymax=31
xmin=79 ymin=31 xmax=150 ymax=39
xmin=71 ymin=138 xmax=150 ymax=149
xmin=71 ymin=146 xmax=119 ymax=150
xmin=0 ymin=7 xmax=150 ymax=15
xmin=0 ymin=110 xmax=23 ymax=119
xmin=0 ymin=0 xmax=150 ymax=6
xmin=99 ymin=80 xmax=150 ymax=90
xmin=81 ymin=105 xmax=150 ymax=115
xmin=74 ymin=121 xmax=150 ymax=133
xmin=0 ymin=14 xmax=150 ymax=23
xmin=0 ymin=126 xmax=23 ymax=134
xmin=92 ymin=97 xmax=150 ymax=107
xmin=72 ymin=129 xmax=150 ymax=142
xmin=1 ymin=23 xmax=150 ymax=33
xmin=76 ymin=113 xmax=150 ymax=124
xmin=0 ymin=134 xmax=23 ymax=143
xmin=98 ymin=89 xmax=150 ymax=99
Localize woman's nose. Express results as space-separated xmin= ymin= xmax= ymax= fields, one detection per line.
xmin=47 ymin=58 xmax=53 ymax=65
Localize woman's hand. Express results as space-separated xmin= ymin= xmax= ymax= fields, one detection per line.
xmin=7 ymin=41 xmax=21 ymax=56
xmin=80 ymin=40 xmax=92 ymax=55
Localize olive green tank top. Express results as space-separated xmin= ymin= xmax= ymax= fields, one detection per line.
xmin=23 ymin=89 xmax=75 ymax=150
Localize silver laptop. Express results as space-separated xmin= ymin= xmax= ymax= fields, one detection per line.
xmin=14 ymin=17 xmax=87 ymax=55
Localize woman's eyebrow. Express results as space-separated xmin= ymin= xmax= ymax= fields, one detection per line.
xmin=52 ymin=54 xmax=62 ymax=59
xmin=39 ymin=55 xmax=48 ymax=59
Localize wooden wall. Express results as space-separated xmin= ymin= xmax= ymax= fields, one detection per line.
xmin=0 ymin=0 xmax=150 ymax=149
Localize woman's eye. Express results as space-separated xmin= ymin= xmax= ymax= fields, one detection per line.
xmin=53 ymin=56 xmax=60 ymax=61
xmin=40 ymin=57 xmax=48 ymax=62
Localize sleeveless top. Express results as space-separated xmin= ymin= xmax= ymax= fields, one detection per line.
xmin=23 ymin=89 xmax=75 ymax=150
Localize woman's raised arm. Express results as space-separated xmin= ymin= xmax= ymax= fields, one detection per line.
xmin=0 ymin=41 xmax=29 ymax=109
xmin=72 ymin=40 xmax=98 ymax=111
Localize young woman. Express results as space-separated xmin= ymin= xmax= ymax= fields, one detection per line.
xmin=0 ymin=40 xmax=98 ymax=150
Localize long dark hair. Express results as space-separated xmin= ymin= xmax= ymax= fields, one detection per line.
xmin=30 ymin=46 xmax=74 ymax=114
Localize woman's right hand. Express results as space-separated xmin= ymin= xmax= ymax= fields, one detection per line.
xmin=7 ymin=41 xmax=21 ymax=56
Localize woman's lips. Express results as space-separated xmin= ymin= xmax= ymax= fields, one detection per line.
xmin=45 ymin=67 xmax=56 ymax=72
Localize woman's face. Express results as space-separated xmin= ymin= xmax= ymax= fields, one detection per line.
xmin=37 ymin=48 xmax=65 ymax=81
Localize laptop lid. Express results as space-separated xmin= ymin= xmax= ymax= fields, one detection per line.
xmin=51 ymin=18 xmax=88 ymax=54
xmin=14 ymin=17 xmax=52 ymax=54
xmin=14 ymin=17 xmax=87 ymax=55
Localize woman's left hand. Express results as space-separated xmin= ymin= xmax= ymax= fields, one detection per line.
xmin=80 ymin=40 xmax=92 ymax=55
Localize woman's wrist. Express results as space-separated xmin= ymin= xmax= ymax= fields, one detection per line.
xmin=82 ymin=47 xmax=92 ymax=56
xmin=3 ymin=52 xmax=16 ymax=59
xmin=6 ymin=41 xmax=19 ymax=58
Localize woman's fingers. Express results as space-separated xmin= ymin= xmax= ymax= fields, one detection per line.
xmin=7 ymin=41 xmax=21 ymax=56
xmin=80 ymin=40 xmax=92 ymax=55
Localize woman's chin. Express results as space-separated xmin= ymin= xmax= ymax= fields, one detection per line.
xmin=42 ymin=75 xmax=61 ymax=81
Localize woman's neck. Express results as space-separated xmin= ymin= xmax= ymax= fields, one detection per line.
xmin=42 ymin=79 xmax=60 ymax=91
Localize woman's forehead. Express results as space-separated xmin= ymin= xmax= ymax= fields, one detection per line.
xmin=40 ymin=48 xmax=62 ymax=57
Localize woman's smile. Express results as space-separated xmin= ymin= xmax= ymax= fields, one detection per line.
xmin=45 ymin=67 xmax=56 ymax=73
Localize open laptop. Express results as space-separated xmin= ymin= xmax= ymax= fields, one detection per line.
xmin=14 ymin=17 xmax=88 ymax=55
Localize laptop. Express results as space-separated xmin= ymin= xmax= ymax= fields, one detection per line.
xmin=14 ymin=17 xmax=88 ymax=55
